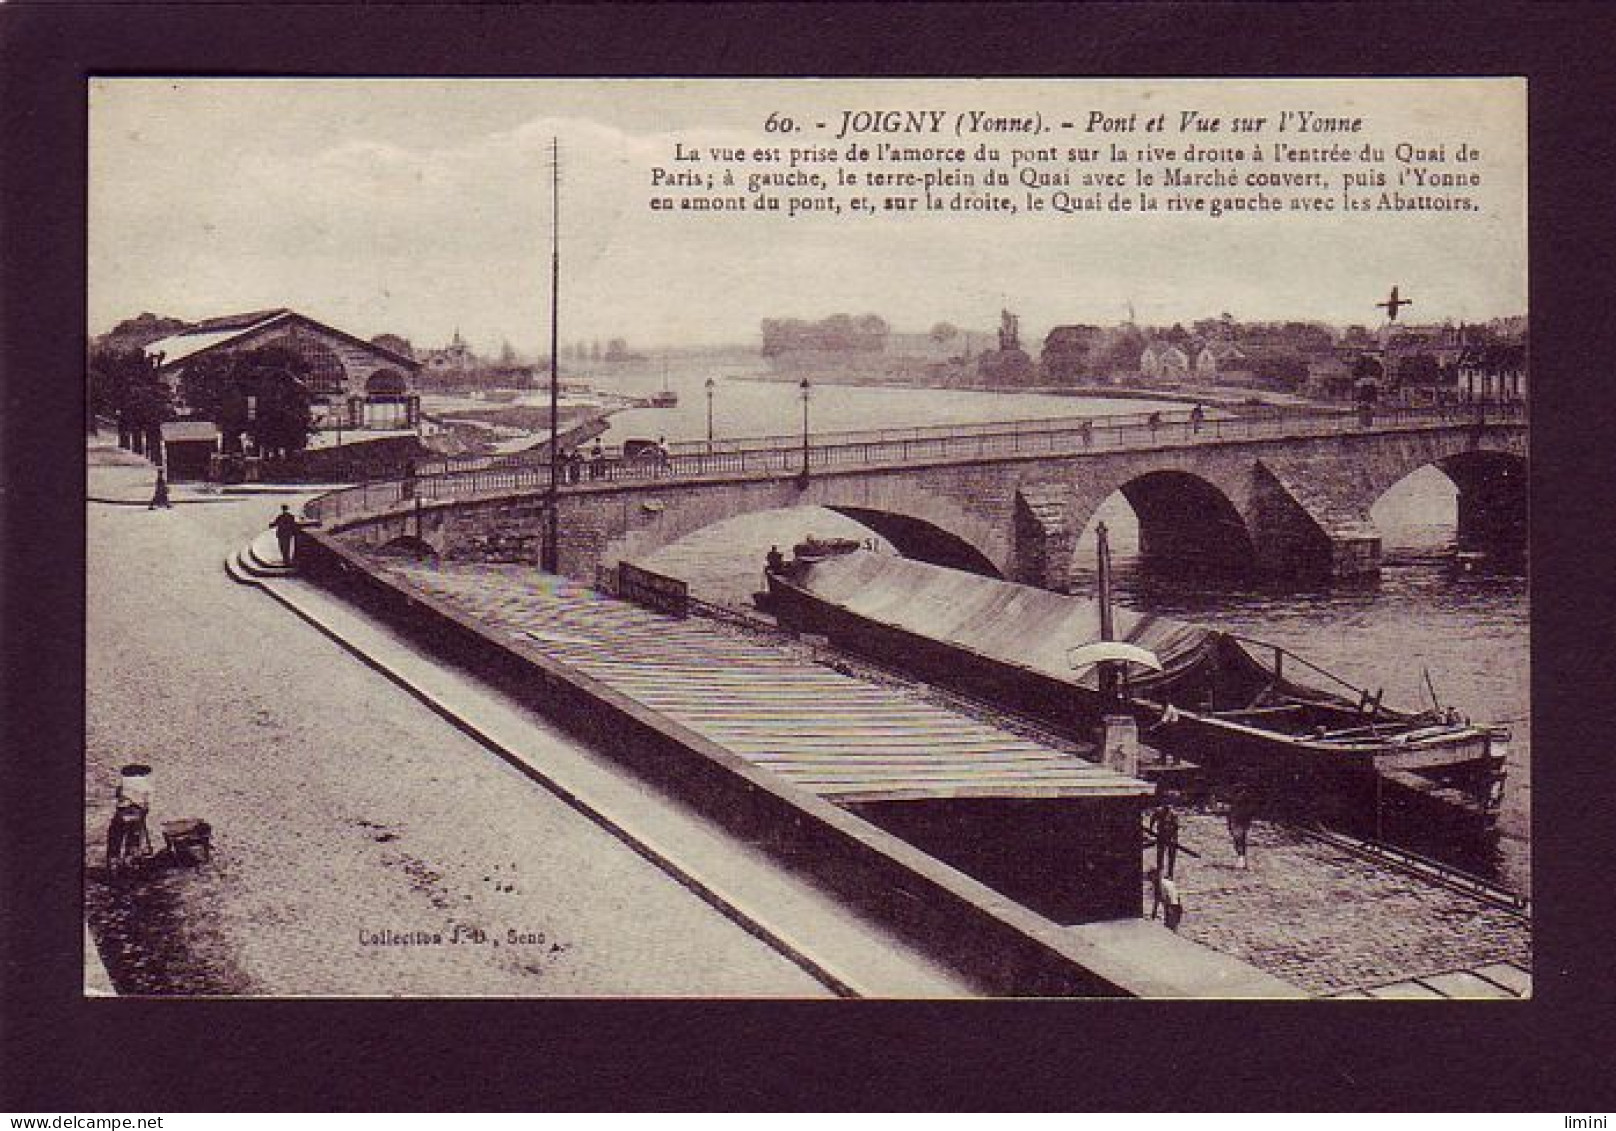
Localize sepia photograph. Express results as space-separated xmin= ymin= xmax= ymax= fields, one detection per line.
xmin=82 ymin=76 xmax=1530 ymax=1002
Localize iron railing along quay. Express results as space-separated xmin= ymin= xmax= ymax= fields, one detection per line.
xmin=305 ymin=401 xmax=1525 ymax=527
xmin=1297 ymin=824 xmax=1530 ymax=917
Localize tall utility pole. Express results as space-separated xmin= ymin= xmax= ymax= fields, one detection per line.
xmin=798 ymin=377 xmax=811 ymax=484
xmin=705 ymin=377 xmax=716 ymax=451
xmin=1096 ymin=522 xmax=1120 ymax=704
xmin=543 ymin=138 xmax=561 ymax=573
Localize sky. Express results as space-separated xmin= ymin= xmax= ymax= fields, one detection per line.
xmin=89 ymin=78 xmax=1526 ymax=356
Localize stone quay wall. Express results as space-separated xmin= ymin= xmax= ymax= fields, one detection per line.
xmin=297 ymin=526 xmax=1196 ymax=997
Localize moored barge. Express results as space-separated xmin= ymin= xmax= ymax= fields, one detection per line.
xmin=761 ymin=541 xmax=1508 ymax=850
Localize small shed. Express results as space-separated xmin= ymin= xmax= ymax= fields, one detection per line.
xmin=160 ymin=421 xmax=221 ymax=481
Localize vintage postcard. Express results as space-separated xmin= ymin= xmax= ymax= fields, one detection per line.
xmin=84 ymin=77 xmax=1528 ymax=1001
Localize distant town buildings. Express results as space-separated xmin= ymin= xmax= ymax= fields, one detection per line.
xmin=1028 ymin=305 xmax=1525 ymax=405
xmin=755 ymin=298 xmax=1525 ymax=402
xmin=1139 ymin=339 xmax=1192 ymax=381
xmin=420 ymin=328 xmax=475 ymax=380
xmin=1457 ymin=338 xmax=1528 ymax=404
xmin=761 ymin=314 xmax=891 ymax=356
xmin=416 ymin=329 xmax=537 ymax=389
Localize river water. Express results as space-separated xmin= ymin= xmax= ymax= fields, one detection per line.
xmin=575 ymin=359 xmax=1176 ymax=445
xmin=601 ymin=363 xmax=1529 ymax=891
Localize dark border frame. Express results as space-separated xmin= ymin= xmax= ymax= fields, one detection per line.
xmin=5 ymin=1 xmax=1616 ymax=1112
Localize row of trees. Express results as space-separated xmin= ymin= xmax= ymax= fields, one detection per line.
xmin=87 ymin=348 xmax=172 ymax=455
xmin=761 ymin=314 xmax=890 ymax=357
xmin=86 ymin=345 xmax=317 ymax=460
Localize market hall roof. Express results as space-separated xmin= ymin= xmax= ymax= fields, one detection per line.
xmin=144 ymin=310 xmax=420 ymax=372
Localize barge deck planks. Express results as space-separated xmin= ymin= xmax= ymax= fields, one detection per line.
xmin=390 ymin=563 xmax=1151 ymax=804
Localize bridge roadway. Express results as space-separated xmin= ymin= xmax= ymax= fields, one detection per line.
xmin=317 ymin=402 xmax=1507 ymax=523
xmin=312 ymin=401 xmax=1526 ymax=589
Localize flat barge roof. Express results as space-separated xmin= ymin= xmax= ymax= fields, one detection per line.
xmin=396 ymin=566 xmax=1152 ymax=805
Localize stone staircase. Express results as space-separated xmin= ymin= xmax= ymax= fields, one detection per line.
xmin=224 ymin=530 xmax=298 ymax=584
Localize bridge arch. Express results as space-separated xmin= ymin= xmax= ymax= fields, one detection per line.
xmin=1358 ymin=441 xmax=1527 ymax=560
xmin=827 ymin=506 xmax=1000 ymax=576
xmin=1435 ymin=449 xmax=1527 ymax=556
xmin=595 ymin=473 xmax=1010 ymax=584
xmin=1065 ymin=468 xmax=1257 ymax=582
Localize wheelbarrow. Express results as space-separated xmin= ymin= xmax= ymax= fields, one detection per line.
xmin=161 ymin=819 xmax=213 ymax=865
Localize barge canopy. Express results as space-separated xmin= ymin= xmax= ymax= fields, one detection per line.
xmin=790 ymin=550 xmax=1283 ymax=706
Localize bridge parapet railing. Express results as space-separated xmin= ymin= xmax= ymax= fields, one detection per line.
xmin=304 ymin=400 xmax=1522 ymax=528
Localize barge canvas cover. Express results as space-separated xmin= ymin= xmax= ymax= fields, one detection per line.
xmin=765 ymin=547 xmax=1508 ymax=849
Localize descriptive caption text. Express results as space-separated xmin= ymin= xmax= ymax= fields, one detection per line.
xmin=645 ymin=107 xmax=1489 ymax=221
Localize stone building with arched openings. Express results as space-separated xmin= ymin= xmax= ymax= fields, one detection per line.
xmin=145 ymin=308 xmax=422 ymax=434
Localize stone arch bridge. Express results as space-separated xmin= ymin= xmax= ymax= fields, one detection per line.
xmin=313 ymin=405 xmax=1526 ymax=591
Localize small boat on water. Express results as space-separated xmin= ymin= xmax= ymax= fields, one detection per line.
xmin=760 ymin=536 xmax=1509 ymax=848
xmin=649 ymin=366 xmax=678 ymax=408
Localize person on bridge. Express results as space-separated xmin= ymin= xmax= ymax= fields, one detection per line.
xmin=588 ymin=439 xmax=605 ymax=480
xmin=1191 ymin=404 xmax=1206 ymax=434
xmin=1080 ymin=420 xmax=1093 ymax=447
xmin=148 ymin=469 xmax=172 ymax=510
xmin=1148 ymin=411 xmax=1162 ymax=439
xmin=765 ymin=545 xmax=786 ymax=575
xmin=271 ymin=505 xmax=301 ymax=566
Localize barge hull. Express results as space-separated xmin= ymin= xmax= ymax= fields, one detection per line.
xmin=764 ymin=551 xmax=1503 ymax=849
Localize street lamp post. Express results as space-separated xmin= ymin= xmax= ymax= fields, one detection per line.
xmin=798 ymin=377 xmax=811 ymax=486
xmin=705 ymin=377 xmax=715 ymax=452
xmin=543 ymin=137 xmax=561 ymax=575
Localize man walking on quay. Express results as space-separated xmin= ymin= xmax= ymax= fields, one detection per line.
xmin=148 ymin=469 xmax=172 ymax=510
xmin=1227 ymin=782 xmax=1257 ymax=871
xmin=1148 ymin=796 xmax=1181 ymax=879
xmin=271 ymin=504 xmax=301 ymax=566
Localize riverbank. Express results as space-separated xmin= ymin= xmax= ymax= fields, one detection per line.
xmin=733 ymin=369 xmax=1328 ymax=411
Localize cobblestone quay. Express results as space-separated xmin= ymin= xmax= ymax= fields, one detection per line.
xmin=385 ymin=556 xmax=1530 ymax=998
xmin=85 ymin=439 xmax=827 ymax=995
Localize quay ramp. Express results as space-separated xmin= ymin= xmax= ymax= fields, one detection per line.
xmin=229 ymin=547 xmax=978 ymax=995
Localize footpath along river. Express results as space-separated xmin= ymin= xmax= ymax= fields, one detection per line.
xmin=615 ymin=366 xmax=1530 ymax=894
